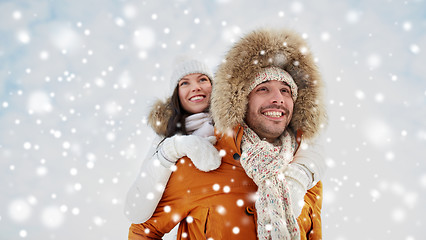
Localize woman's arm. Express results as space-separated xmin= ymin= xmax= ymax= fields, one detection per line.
xmin=128 ymin=165 xmax=189 ymax=240
xmin=285 ymin=135 xmax=326 ymax=217
xmin=125 ymin=133 xmax=222 ymax=223
xmin=124 ymin=135 xmax=174 ymax=223
xmin=292 ymin=136 xmax=326 ymax=188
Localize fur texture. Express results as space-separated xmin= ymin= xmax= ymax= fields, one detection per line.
xmin=210 ymin=28 xmax=327 ymax=140
xmin=148 ymin=98 xmax=172 ymax=136
xmin=148 ymin=28 xmax=327 ymax=140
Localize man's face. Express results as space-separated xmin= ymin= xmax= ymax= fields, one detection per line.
xmin=245 ymin=80 xmax=294 ymax=143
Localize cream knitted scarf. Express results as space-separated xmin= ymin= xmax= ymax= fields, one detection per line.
xmin=240 ymin=124 xmax=300 ymax=240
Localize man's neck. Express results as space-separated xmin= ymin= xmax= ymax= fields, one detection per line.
xmin=256 ymin=133 xmax=282 ymax=146
xmin=264 ymin=137 xmax=282 ymax=146
xmin=242 ymin=122 xmax=283 ymax=146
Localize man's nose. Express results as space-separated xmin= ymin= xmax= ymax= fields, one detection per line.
xmin=270 ymin=88 xmax=284 ymax=104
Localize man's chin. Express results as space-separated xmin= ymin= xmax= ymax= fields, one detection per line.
xmin=257 ymin=128 xmax=286 ymax=142
xmin=245 ymin=118 xmax=288 ymax=141
xmin=267 ymin=122 xmax=288 ymax=132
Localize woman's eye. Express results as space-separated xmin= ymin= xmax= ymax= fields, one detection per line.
xmin=179 ymin=81 xmax=188 ymax=86
xmin=200 ymin=78 xmax=208 ymax=82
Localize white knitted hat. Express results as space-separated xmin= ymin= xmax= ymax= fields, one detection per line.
xmin=170 ymin=56 xmax=214 ymax=90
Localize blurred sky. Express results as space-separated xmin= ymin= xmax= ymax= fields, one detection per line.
xmin=1 ymin=0 xmax=425 ymax=239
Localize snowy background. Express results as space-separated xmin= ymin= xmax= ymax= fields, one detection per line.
xmin=1 ymin=0 xmax=425 ymax=239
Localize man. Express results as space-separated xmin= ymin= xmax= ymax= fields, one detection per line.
xmin=128 ymin=28 xmax=327 ymax=240
xmin=210 ymin=28 xmax=327 ymax=239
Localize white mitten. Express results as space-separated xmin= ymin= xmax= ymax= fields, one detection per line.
xmin=284 ymin=163 xmax=311 ymax=217
xmin=157 ymin=134 xmax=221 ymax=172
xmin=293 ymin=136 xmax=326 ymax=188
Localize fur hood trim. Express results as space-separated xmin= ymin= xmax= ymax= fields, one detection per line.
xmin=210 ymin=28 xmax=327 ymax=140
xmin=147 ymin=98 xmax=172 ymax=136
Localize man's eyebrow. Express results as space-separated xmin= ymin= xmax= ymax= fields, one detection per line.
xmin=256 ymin=80 xmax=290 ymax=86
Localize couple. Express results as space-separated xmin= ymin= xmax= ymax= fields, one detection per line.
xmin=125 ymin=28 xmax=327 ymax=240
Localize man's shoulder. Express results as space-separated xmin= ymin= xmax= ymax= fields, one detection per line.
xmin=214 ymin=125 xmax=243 ymax=151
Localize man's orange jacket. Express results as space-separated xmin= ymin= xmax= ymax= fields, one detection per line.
xmin=129 ymin=126 xmax=322 ymax=239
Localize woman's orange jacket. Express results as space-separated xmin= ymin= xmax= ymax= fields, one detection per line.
xmin=129 ymin=126 xmax=322 ymax=239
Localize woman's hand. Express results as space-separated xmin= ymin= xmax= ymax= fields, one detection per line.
xmin=157 ymin=135 xmax=221 ymax=172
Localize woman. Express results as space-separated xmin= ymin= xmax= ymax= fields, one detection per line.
xmin=125 ymin=54 xmax=326 ymax=239
xmin=124 ymin=57 xmax=222 ymax=223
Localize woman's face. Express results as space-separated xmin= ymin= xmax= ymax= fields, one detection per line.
xmin=178 ymin=73 xmax=212 ymax=114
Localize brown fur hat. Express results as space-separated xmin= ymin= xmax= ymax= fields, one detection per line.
xmin=210 ymin=28 xmax=327 ymax=140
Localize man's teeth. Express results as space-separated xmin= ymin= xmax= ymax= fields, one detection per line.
xmin=190 ymin=96 xmax=204 ymax=101
xmin=263 ymin=111 xmax=283 ymax=117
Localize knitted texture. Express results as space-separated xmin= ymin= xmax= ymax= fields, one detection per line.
xmin=240 ymin=124 xmax=300 ymax=240
xmin=184 ymin=112 xmax=214 ymax=137
xmin=156 ymin=134 xmax=221 ymax=172
xmin=292 ymin=139 xmax=326 ymax=188
xmin=284 ymin=163 xmax=311 ymax=217
xmin=210 ymin=28 xmax=328 ymax=140
xmin=157 ymin=136 xmax=180 ymax=168
xmin=249 ymin=67 xmax=298 ymax=102
xmin=285 ymin=163 xmax=311 ymax=191
xmin=170 ymin=56 xmax=214 ymax=91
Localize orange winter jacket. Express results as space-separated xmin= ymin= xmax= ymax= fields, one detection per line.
xmin=129 ymin=126 xmax=323 ymax=240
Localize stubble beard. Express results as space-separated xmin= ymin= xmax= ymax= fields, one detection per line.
xmin=245 ymin=107 xmax=292 ymax=143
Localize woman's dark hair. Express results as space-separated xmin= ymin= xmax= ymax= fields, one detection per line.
xmin=164 ymin=85 xmax=189 ymax=138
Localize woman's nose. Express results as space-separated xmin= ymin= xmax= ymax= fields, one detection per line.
xmin=191 ymin=83 xmax=202 ymax=92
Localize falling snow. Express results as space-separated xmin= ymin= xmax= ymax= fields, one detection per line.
xmin=0 ymin=0 xmax=425 ymax=240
